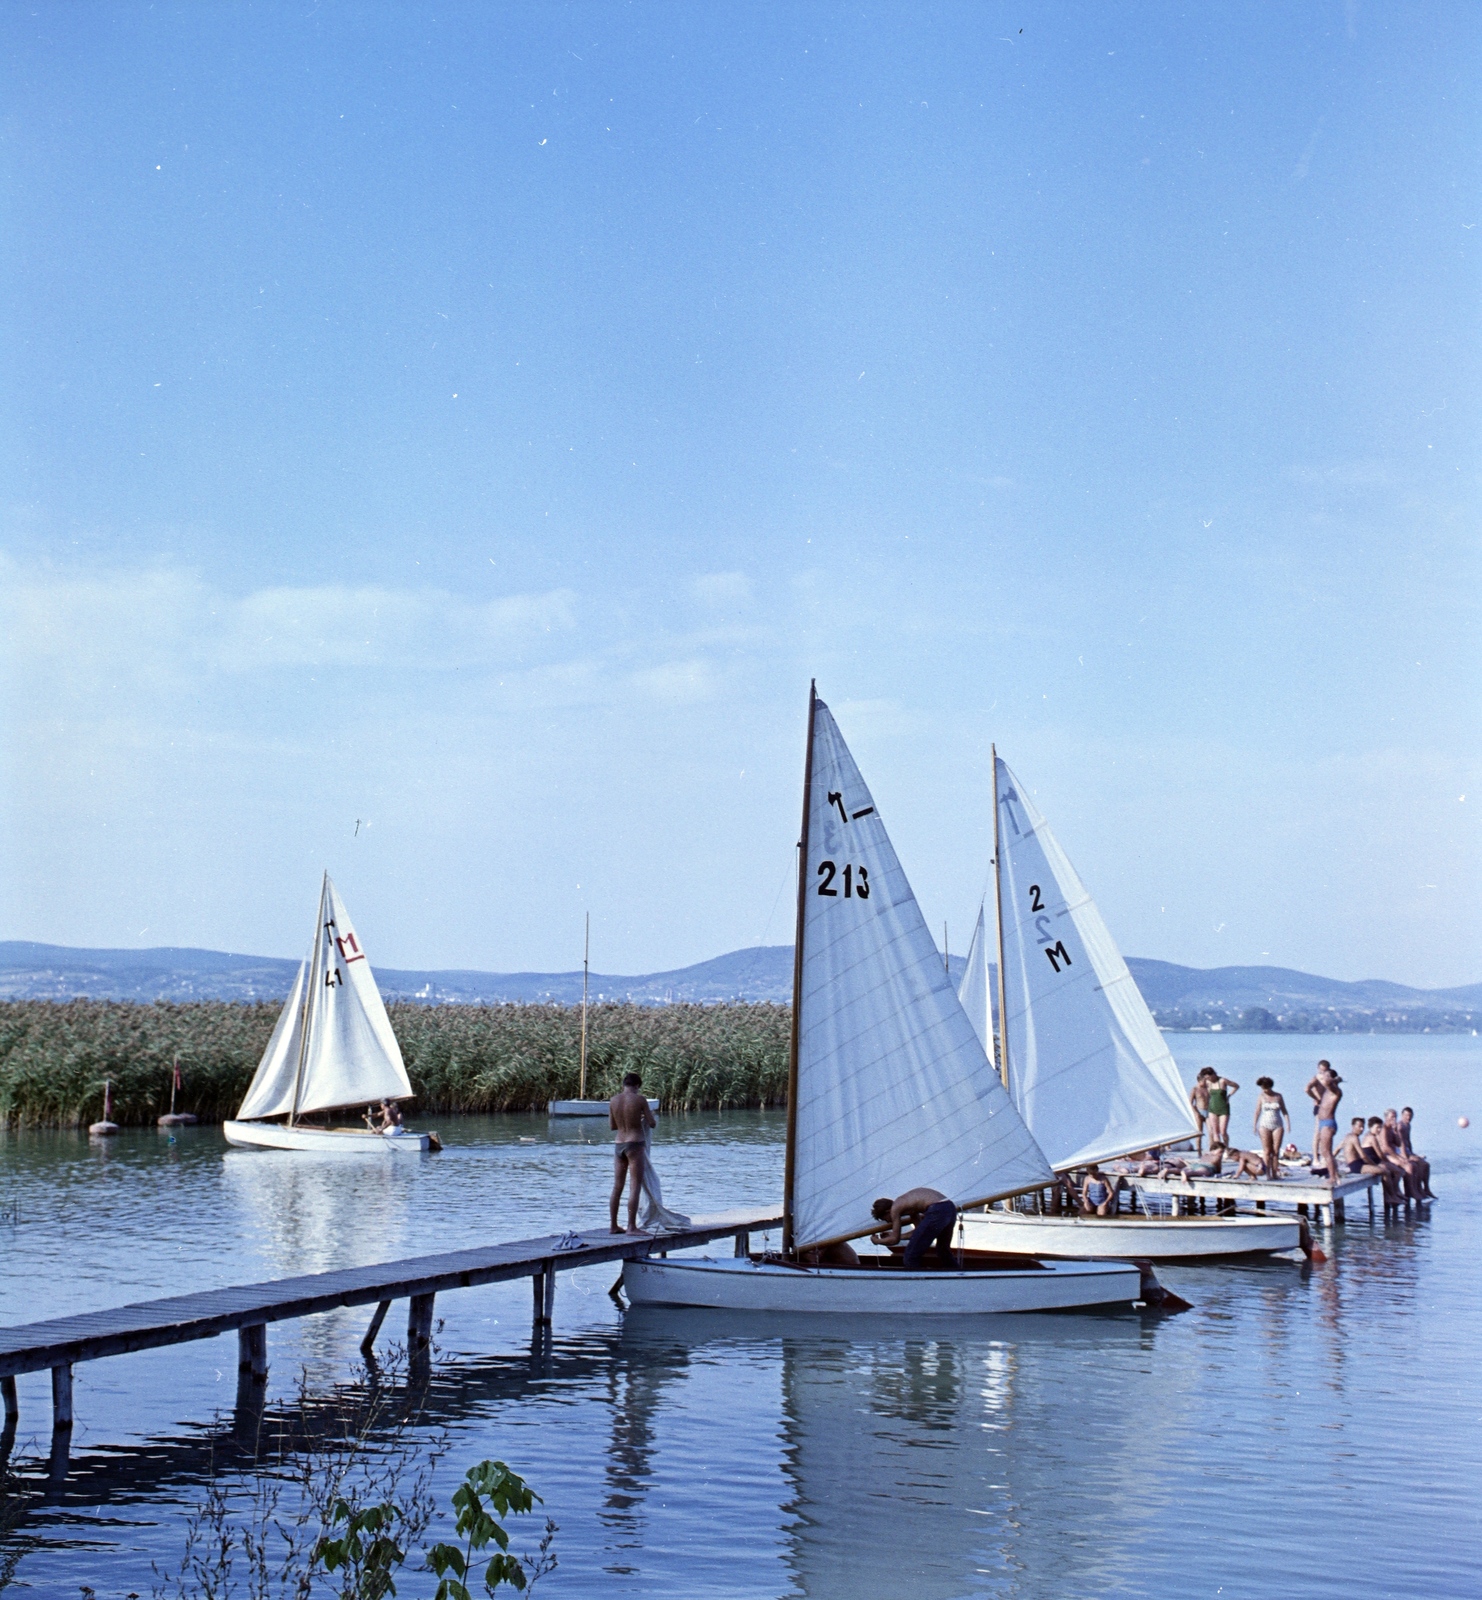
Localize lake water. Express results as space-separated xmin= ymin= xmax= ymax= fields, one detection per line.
xmin=1 ymin=1033 xmax=1478 ymax=1598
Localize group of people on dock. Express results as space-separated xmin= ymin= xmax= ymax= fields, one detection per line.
xmin=1180 ymin=1059 xmax=1434 ymax=1201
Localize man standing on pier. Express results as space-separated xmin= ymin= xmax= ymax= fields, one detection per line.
xmin=609 ymin=1072 xmax=656 ymax=1234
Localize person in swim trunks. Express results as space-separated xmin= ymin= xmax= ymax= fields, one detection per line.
xmin=1397 ymin=1108 xmax=1435 ymax=1198
xmin=1189 ymin=1070 xmax=1213 ymax=1153
xmin=871 ymin=1188 xmax=959 ymax=1269
xmin=609 ymin=1072 xmax=657 ymax=1233
xmin=1304 ymin=1062 xmax=1342 ymax=1178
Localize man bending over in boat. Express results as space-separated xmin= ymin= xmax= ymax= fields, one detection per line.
xmin=870 ymin=1188 xmax=958 ymax=1269
xmin=608 ymin=1073 xmax=657 ymax=1233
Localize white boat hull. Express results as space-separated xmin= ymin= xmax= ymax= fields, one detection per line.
xmin=621 ymin=1253 xmax=1141 ymax=1314
xmin=958 ymin=1208 xmax=1300 ymax=1260
xmin=222 ymin=1121 xmax=431 ymax=1153
xmin=547 ymin=1098 xmax=659 ymax=1117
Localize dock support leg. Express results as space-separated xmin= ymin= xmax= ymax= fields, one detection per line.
xmin=51 ymin=1364 xmax=73 ymax=1431
xmin=1368 ymin=1186 xmax=1375 ymax=1217
xmin=1 ymin=1376 xmax=16 ymax=1422
xmin=360 ymin=1300 xmax=392 ymax=1357
xmin=238 ymin=1323 xmax=268 ymax=1382
xmin=531 ymin=1262 xmax=555 ymax=1326
xmin=734 ymin=1230 xmax=750 ymax=1258
xmin=1335 ymin=1199 xmax=1346 ymax=1224
xmin=408 ymin=1293 xmax=435 ymax=1355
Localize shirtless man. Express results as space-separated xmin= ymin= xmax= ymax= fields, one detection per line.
xmin=609 ymin=1072 xmax=656 ymax=1234
xmin=1396 ymin=1108 xmax=1435 ymax=1198
xmin=870 ymin=1187 xmax=958 ymax=1269
xmin=1304 ymin=1062 xmax=1342 ymax=1178
xmin=1377 ymin=1110 xmax=1423 ymax=1201
xmin=1189 ymin=1071 xmax=1213 ymax=1154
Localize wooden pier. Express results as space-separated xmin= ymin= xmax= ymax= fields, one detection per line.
xmin=0 ymin=1206 xmax=780 ymax=1458
xmin=1127 ymin=1170 xmax=1383 ymax=1227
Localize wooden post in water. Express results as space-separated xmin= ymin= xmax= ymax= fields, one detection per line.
xmin=2 ymin=1375 xmax=17 ymax=1422
xmin=51 ymin=1365 xmax=73 ymax=1431
xmin=542 ymin=1264 xmax=556 ymax=1325
xmin=238 ymin=1323 xmax=267 ymax=1381
xmin=733 ymin=1230 xmax=750 ymax=1258
xmin=408 ymin=1293 xmax=435 ymax=1353
xmin=360 ymin=1300 xmax=392 ymax=1357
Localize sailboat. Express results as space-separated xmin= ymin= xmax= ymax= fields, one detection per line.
xmin=955 ymin=753 xmax=1299 ymax=1259
xmin=623 ymin=687 xmax=1147 ymax=1313
xmin=223 ymin=874 xmax=434 ymax=1153
xmin=547 ymin=915 xmax=660 ymax=1117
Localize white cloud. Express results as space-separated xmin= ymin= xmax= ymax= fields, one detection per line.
xmin=629 ymin=658 xmax=720 ymax=704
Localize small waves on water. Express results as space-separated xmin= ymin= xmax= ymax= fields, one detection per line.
xmin=1 ymin=1036 xmax=1478 ymax=1598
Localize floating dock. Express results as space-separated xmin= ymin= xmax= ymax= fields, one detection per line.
xmin=1127 ymin=1170 xmax=1384 ymax=1227
xmin=0 ymin=1205 xmax=780 ymax=1463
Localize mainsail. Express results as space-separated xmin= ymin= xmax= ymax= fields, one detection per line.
xmin=993 ymin=755 xmax=1197 ymax=1170
xmin=786 ymin=693 xmax=1052 ymax=1250
xmin=235 ymin=873 xmax=413 ymax=1121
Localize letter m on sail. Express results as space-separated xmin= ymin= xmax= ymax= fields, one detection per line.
xmin=336 ymin=933 xmax=366 ymax=964
xmin=1044 ymin=940 xmax=1072 ymax=974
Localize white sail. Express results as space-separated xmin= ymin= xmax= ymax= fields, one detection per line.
xmin=235 ymin=874 xmax=413 ymax=1121
xmin=235 ymin=940 xmax=313 ymax=1121
xmin=994 ymin=756 xmax=1198 ymax=1170
xmin=956 ymin=903 xmax=993 ymax=1057
xmin=790 ymin=698 xmax=1052 ymax=1250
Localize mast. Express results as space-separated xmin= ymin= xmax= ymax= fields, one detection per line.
xmin=943 ymin=921 xmax=949 ymax=977
xmin=991 ymin=746 xmax=1011 ymax=1090
xmin=579 ymin=912 xmax=590 ymax=1100
xmin=288 ymin=872 xmax=328 ymax=1125
xmin=782 ymin=680 xmax=817 ymax=1257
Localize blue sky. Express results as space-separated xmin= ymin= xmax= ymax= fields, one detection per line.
xmin=2 ymin=2 xmax=1477 ymax=986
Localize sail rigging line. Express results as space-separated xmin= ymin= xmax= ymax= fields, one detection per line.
xmin=288 ymin=873 xmax=328 ymax=1126
xmin=782 ymin=679 xmax=818 ymax=1257
xmin=990 ymin=744 xmax=1011 ymax=1091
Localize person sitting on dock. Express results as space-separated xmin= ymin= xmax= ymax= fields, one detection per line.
xmin=871 ymin=1188 xmax=959 ymax=1269
xmin=1396 ymin=1108 xmax=1435 ymax=1198
xmin=609 ymin=1073 xmax=657 ymax=1234
xmin=1080 ymin=1165 xmax=1116 ymax=1216
xmin=1358 ymin=1117 xmax=1406 ymax=1206
xmin=1337 ymin=1118 xmax=1392 ymax=1189
xmin=1305 ymin=1063 xmax=1342 ymax=1179
xmin=1378 ymin=1110 xmax=1425 ymax=1201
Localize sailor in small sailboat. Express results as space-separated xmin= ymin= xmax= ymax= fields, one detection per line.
xmin=622 ymin=685 xmax=1154 ymax=1315
xmin=223 ymin=873 xmax=433 ymax=1154
xmin=871 ymin=1189 xmax=959 ymax=1269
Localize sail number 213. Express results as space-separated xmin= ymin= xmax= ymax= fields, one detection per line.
xmin=817 ymin=861 xmax=870 ymax=899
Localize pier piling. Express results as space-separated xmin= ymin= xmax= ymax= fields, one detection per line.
xmin=1 ymin=1375 xmax=16 ymax=1422
xmin=408 ymin=1293 xmax=435 ymax=1354
xmin=360 ymin=1299 xmax=392 ymax=1356
xmin=51 ymin=1364 xmax=73 ymax=1431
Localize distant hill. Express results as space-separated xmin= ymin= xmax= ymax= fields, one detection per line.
xmin=0 ymin=940 xmax=1476 ymax=1031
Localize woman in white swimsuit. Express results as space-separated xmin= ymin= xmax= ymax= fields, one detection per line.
xmin=1252 ymin=1077 xmax=1289 ymax=1178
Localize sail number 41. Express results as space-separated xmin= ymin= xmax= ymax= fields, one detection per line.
xmin=817 ymin=861 xmax=870 ymax=899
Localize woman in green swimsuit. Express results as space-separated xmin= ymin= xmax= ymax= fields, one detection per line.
xmin=1206 ymin=1075 xmax=1239 ymax=1149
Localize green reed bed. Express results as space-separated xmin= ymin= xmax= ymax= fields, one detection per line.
xmin=0 ymin=999 xmax=792 ymax=1129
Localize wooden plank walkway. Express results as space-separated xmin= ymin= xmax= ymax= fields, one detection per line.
xmin=0 ymin=1205 xmax=781 ymax=1447
xmin=1129 ymin=1170 xmax=1382 ymax=1225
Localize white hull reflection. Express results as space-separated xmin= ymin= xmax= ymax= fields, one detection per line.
xmin=222 ymin=1121 xmax=430 ymax=1154
xmin=958 ymin=1208 xmax=1299 ymax=1260
xmin=622 ymin=1253 xmax=1140 ymax=1314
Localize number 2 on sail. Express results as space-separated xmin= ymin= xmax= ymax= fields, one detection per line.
xmin=816 ymin=861 xmax=870 ymax=899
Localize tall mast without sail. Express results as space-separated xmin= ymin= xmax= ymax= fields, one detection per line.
xmin=579 ymin=912 xmax=590 ymax=1100
xmin=782 ymin=680 xmax=818 ymax=1257
xmin=991 ymin=746 xmax=1011 ymax=1090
